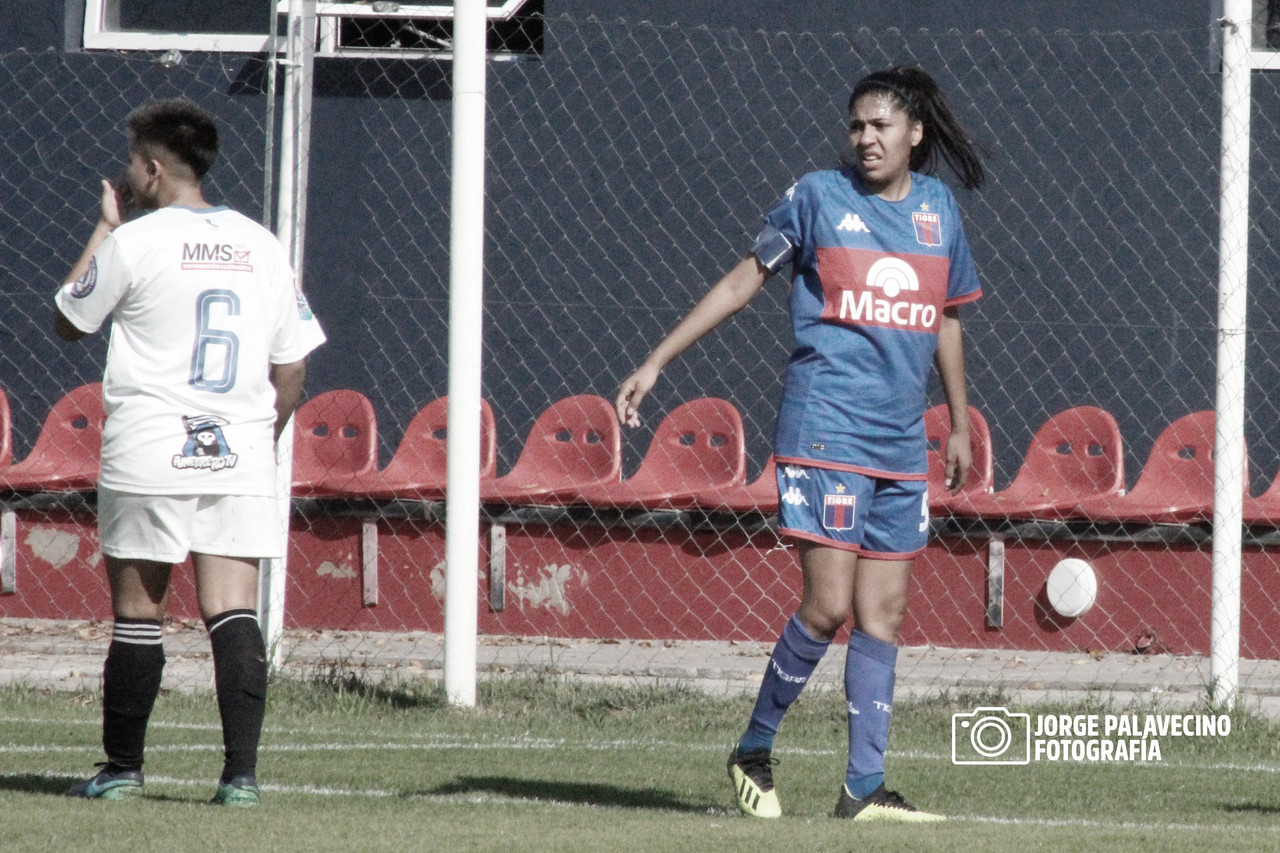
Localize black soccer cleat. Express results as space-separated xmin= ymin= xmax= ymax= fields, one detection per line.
xmin=834 ymin=782 xmax=944 ymax=822
xmin=67 ymin=763 xmax=144 ymax=800
xmin=211 ymin=773 xmax=261 ymax=807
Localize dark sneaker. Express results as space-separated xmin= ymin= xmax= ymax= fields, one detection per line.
xmin=211 ymin=774 xmax=260 ymax=807
xmin=834 ymin=783 xmax=944 ymax=822
xmin=727 ymin=747 xmax=781 ymax=818
xmin=67 ymin=764 xmax=144 ymax=800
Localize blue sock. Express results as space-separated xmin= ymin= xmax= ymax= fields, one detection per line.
xmin=844 ymin=629 xmax=898 ymax=798
xmin=737 ymin=614 xmax=830 ymax=754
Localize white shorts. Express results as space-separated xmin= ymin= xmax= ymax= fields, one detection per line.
xmin=98 ymin=487 xmax=287 ymax=563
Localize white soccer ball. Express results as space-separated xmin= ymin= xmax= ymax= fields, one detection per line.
xmin=1046 ymin=558 xmax=1097 ymax=618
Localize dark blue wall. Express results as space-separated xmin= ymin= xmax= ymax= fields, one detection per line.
xmin=0 ymin=0 xmax=64 ymax=52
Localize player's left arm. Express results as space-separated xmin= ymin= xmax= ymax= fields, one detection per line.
xmin=269 ymin=359 xmax=308 ymax=443
xmin=934 ymin=305 xmax=971 ymax=494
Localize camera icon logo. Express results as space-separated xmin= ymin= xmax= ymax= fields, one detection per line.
xmin=951 ymin=706 xmax=1031 ymax=765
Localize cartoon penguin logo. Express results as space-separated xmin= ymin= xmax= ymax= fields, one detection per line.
xmin=172 ymin=415 xmax=238 ymax=471
xmin=182 ymin=416 xmax=231 ymax=457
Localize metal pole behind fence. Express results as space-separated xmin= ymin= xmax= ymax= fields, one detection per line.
xmin=262 ymin=0 xmax=279 ymax=230
xmin=444 ymin=0 xmax=487 ymax=708
xmin=261 ymin=0 xmax=316 ymax=671
xmin=1211 ymin=0 xmax=1251 ymax=710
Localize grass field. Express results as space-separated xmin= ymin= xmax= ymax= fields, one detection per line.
xmin=2 ymin=675 xmax=1279 ymax=852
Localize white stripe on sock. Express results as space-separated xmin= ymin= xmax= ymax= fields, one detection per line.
xmin=112 ymin=623 xmax=163 ymax=645
xmin=207 ymin=612 xmax=259 ymax=634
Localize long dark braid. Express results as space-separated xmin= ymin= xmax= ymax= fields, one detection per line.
xmin=847 ymin=66 xmax=986 ymax=190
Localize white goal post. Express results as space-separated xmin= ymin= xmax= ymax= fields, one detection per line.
xmin=1211 ymin=0 xmax=1253 ymax=711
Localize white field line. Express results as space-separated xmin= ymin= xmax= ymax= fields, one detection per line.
xmin=10 ymin=737 xmax=1280 ymax=779
xmin=0 ymin=716 xmax=223 ymax=732
xmin=7 ymin=715 xmax=1267 ymax=768
xmin=958 ymin=815 xmax=1280 ymax=833
xmin=16 ymin=768 xmax=1280 ymax=834
xmin=6 ymin=717 xmax=1280 ymax=778
xmin=13 ymin=721 xmax=1280 ymax=834
xmin=0 ymin=736 xmax=1264 ymax=766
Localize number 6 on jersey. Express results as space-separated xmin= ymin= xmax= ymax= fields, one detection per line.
xmin=190 ymin=288 xmax=240 ymax=393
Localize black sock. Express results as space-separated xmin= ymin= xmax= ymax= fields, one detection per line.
xmin=206 ymin=609 xmax=267 ymax=783
xmin=102 ymin=618 xmax=165 ymax=770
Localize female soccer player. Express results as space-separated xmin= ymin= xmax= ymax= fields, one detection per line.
xmin=615 ymin=65 xmax=986 ymax=821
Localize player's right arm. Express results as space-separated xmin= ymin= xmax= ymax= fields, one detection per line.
xmin=615 ymin=254 xmax=769 ymax=427
xmin=54 ymin=179 xmax=126 ymax=343
xmin=54 ymin=310 xmax=86 ymax=342
xmin=62 ymin=180 xmax=124 ymax=293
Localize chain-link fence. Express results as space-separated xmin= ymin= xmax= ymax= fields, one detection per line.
xmin=3 ymin=14 xmax=1280 ymax=704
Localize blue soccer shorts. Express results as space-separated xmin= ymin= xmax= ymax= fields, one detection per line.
xmin=775 ymin=463 xmax=929 ymax=559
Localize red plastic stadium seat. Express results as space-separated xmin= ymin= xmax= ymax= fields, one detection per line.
xmin=950 ymin=406 xmax=1125 ymax=520
xmin=692 ymin=455 xmax=778 ymax=514
xmin=571 ymin=397 xmax=746 ymax=510
xmin=1073 ymin=411 xmax=1234 ymax=524
xmin=924 ymin=404 xmax=993 ymax=514
xmin=0 ymin=382 xmax=104 ymax=492
xmin=1243 ymin=474 xmax=1280 ymax=525
xmin=291 ymin=390 xmax=379 ymax=497
xmin=479 ymin=395 xmax=620 ymax=505
xmin=362 ymin=396 xmax=497 ymax=501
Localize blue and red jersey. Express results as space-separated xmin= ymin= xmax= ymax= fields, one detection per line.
xmin=752 ymin=166 xmax=982 ymax=480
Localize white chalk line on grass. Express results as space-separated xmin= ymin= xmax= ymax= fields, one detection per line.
xmin=2 ymin=714 xmax=1279 ymax=770
xmin=13 ymin=716 xmax=1275 ymax=773
xmin=0 ymin=716 xmax=223 ymax=732
xmin=15 ymin=769 xmax=1280 ymax=834
xmin=957 ymin=815 xmax=1280 ymax=834
xmin=5 ymin=724 xmax=1280 ymax=780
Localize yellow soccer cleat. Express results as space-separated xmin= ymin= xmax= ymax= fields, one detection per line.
xmin=834 ymin=783 xmax=945 ymax=822
xmin=727 ymin=747 xmax=782 ymax=819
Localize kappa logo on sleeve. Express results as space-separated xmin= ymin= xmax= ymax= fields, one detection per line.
xmin=70 ymin=257 xmax=98 ymax=298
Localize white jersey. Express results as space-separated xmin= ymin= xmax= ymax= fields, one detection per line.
xmin=55 ymin=205 xmax=325 ymax=496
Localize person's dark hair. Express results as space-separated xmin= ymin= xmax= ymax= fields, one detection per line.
xmin=126 ymin=98 xmax=219 ymax=179
xmin=847 ymin=66 xmax=986 ymax=190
